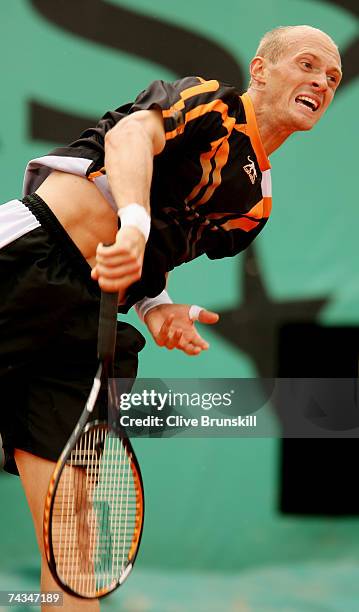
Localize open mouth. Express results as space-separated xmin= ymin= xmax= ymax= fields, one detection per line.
xmin=295 ymin=95 xmax=319 ymax=112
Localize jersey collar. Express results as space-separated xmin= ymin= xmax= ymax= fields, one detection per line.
xmin=240 ymin=92 xmax=271 ymax=171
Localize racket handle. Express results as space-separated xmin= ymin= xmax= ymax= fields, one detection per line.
xmin=97 ymin=290 xmax=119 ymax=359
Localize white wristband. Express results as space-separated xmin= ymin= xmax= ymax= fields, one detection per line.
xmin=135 ymin=289 xmax=173 ymax=321
xmin=118 ymin=203 xmax=151 ymax=242
xmin=188 ymin=304 xmax=204 ymax=321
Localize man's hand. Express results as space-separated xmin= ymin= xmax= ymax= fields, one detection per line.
xmin=144 ymin=303 xmax=219 ymax=355
xmin=91 ymin=226 xmax=145 ymax=293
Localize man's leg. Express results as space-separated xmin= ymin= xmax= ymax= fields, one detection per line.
xmin=14 ymin=449 xmax=100 ymax=612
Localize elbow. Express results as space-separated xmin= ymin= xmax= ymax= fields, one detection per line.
xmin=105 ymin=110 xmax=165 ymax=156
xmin=105 ymin=115 xmax=152 ymax=153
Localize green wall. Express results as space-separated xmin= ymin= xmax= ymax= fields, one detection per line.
xmin=0 ymin=0 xmax=358 ymax=575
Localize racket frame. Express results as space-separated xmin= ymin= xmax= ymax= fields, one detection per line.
xmin=43 ymin=292 xmax=145 ymax=599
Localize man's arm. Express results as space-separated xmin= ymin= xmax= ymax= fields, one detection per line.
xmin=91 ymin=109 xmax=166 ymax=294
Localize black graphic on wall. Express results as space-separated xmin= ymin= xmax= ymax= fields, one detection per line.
xmin=29 ymin=0 xmax=244 ymax=142
xmin=31 ymin=0 xmax=243 ymax=85
xmin=29 ymin=103 xmax=96 ymax=146
xmin=326 ymin=0 xmax=359 ymax=87
xmin=213 ymin=247 xmax=328 ymax=376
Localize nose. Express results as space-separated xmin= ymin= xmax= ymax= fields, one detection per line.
xmin=311 ymin=73 xmax=328 ymax=92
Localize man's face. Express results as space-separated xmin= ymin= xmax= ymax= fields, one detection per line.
xmin=262 ymin=29 xmax=342 ymax=132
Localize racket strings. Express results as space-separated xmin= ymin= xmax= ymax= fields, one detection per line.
xmin=50 ymin=425 xmax=143 ymax=597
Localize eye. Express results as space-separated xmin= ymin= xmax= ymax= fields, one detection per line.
xmin=327 ymin=75 xmax=337 ymax=85
xmin=301 ymin=61 xmax=312 ymax=70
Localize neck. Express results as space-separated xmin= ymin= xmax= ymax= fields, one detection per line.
xmin=246 ymin=87 xmax=293 ymax=156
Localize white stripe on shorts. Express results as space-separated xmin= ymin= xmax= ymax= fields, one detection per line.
xmin=0 ymin=199 xmax=40 ymax=249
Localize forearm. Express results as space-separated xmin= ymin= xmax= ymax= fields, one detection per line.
xmin=105 ymin=120 xmax=153 ymax=213
xmin=104 ymin=109 xmax=166 ymax=214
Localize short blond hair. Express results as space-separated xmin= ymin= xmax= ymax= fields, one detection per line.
xmin=254 ymin=25 xmax=339 ymax=64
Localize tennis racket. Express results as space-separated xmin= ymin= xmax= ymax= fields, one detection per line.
xmin=43 ymin=289 xmax=144 ymax=599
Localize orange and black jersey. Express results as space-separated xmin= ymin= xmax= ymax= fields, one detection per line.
xmin=24 ymin=76 xmax=272 ymax=306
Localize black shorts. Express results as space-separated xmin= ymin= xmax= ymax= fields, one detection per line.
xmin=0 ymin=193 xmax=145 ymax=475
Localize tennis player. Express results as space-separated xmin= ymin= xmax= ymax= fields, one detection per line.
xmin=0 ymin=25 xmax=341 ymax=611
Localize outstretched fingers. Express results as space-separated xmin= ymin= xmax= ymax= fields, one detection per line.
xmin=156 ymin=315 xmax=210 ymax=355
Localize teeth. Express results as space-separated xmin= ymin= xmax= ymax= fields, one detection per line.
xmin=296 ymin=95 xmax=319 ymax=111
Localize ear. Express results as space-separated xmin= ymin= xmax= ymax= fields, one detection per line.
xmin=249 ymin=56 xmax=267 ymax=86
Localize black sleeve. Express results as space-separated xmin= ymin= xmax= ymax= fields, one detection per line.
xmin=129 ymin=76 xmax=240 ymax=152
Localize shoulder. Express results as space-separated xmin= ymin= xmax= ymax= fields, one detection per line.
xmin=132 ymin=76 xmax=240 ymax=110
